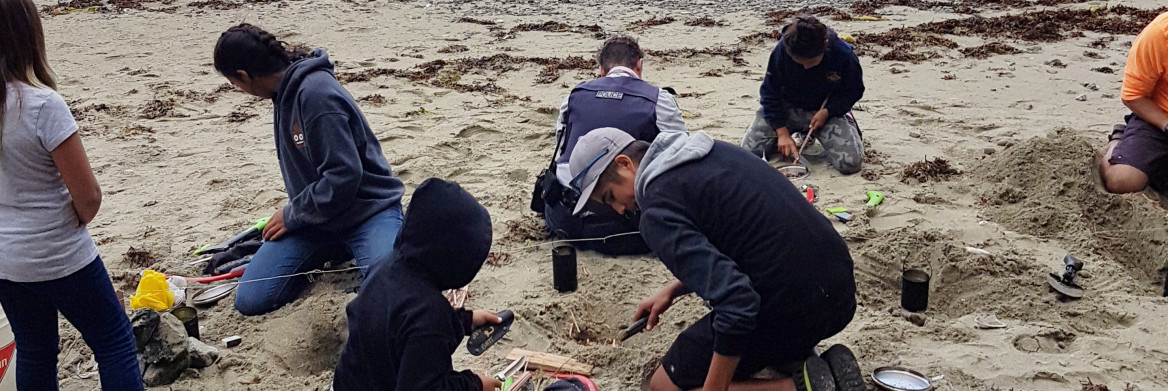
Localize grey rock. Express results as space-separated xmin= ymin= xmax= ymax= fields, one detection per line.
xmin=984 ymin=148 xmax=996 ymax=155
xmin=142 ymin=313 xmax=189 ymax=365
xmin=1044 ymin=59 xmax=1066 ymax=68
xmin=130 ymin=309 xmax=160 ymax=351
xmin=1076 ymin=94 xmax=1088 ymax=101
xmin=187 ymin=337 xmax=220 ymax=369
xmin=909 ymin=132 xmax=921 ymax=138
xmin=1083 ymin=83 xmax=1099 ymax=91
xmin=906 ymin=313 xmax=927 ymax=327
xmin=143 ymin=351 xmax=190 ymax=387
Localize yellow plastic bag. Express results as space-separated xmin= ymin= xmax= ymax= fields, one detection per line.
xmin=130 ymin=270 xmax=175 ymax=311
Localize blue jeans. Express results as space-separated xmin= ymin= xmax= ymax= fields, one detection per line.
xmin=0 ymin=257 xmax=143 ymax=391
xmin=234 ymin=205 xmax=403 ymax=316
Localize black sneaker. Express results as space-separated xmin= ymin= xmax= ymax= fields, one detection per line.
xmin=793 ymin=355 xmax=837 ymax=391
xmin=821 ymin=345 xmax=866 ymax=391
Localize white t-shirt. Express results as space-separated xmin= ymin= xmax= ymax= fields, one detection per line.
xmin=0 ymin=82 xmax=97 ymax=282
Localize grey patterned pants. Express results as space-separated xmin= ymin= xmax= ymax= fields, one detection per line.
xmin=740 ymin=107 xmax=863 ymax=175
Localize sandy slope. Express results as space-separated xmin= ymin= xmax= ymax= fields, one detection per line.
xmin=27 ymin=0 xmax=1168 ymax=389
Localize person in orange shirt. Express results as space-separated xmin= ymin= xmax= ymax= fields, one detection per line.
xmin=1100 ymin=11 xmax=1168 ymax=194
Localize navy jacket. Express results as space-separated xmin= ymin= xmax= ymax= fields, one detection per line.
xmin=333 ymin=178 xmax=493 ymax=391
xmin=635 ymin=132 xmax=857 ymax=356
xmin=759 ymin=31 xmax=865 ymax=132
xmin=273 ymin=49 xmax=404 ymax=233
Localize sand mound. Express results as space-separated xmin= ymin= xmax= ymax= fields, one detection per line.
xmin=976 ymin=129 xmax=1168 ymax=293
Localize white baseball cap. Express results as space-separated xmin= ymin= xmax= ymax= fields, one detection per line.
xmin=567 ymin=127 xmax=636 ymax=215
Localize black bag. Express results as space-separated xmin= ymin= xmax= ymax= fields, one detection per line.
xmin=531 ymin=126 xmax=579 ymax=213
xmin=544 ymin=378 xmax=590 ymax=391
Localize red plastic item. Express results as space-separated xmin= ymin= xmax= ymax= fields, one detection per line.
xmin=806 ymin=187 xmax=815 ymax=203
xmin=180 ymin=268 xmax=245 ymax=284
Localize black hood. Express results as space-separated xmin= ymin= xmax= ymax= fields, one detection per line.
xmin=394 ymin=178 xmax=492 ymax=290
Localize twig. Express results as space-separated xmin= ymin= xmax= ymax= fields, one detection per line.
xmin=568 ymin=308 xmax=581 ymax=335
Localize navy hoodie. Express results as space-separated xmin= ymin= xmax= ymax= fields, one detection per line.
xmin=759 ymin=31 xmax=865 ymax=132
xmin=333 ymin=178 xmax=493 ymax=391
xmin=634 ymin=132 xmax=857 ymax=357
xmin=273 ymin=49 xmax=404 ymax=233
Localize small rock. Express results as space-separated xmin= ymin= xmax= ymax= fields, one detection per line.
xmin=1076 ymin=94 xmax=1088 ymax=101
xmin=984 ymin=147 xmax=996 ymax=155
xmin=143 ymin=351 xmax=190 ymax=387
xmin=996 ymin=139 xmax=1010 ymax=146
xmin=1044 ymin=59 xmax=1066 ymax=68
xmin=1091 ymin=66 xmax=1115 ymax=74
xmin=238 ymin=369 xmax=262 ymax=384
xmin=906 ymin=313 xmax=926 ymax=327
xmin=1083 ymin=83 xmax=1099 ymax=91
xmin=131 ymin=309 xmax=160 ymax=351
xmin=142 ymin=313 xmax=189 ymax=365
xmin=1025 ymin=45 xmax=1042 ymax=53
xmin=909 ymin=132 xmax=921 ymax=138
xmin=910 ymin=99 xmax=919 ymax=104
xmin=187 ymin=337 xmax=220 ymax=369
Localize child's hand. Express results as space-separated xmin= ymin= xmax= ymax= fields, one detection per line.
xmin=633 ymin=289 xmax=674 ymax=332
xmin=478 ymin=373 xmax=503 ymax=390
xmin=471 ymin=310 xmax=502 ymax=328
xmin=775 ymin=127 xmax=797 ymax=157
xmin=810 ymin=108 xmax=830 ymax=132
xmin=262 ymin=208 xmax=288 ymax=241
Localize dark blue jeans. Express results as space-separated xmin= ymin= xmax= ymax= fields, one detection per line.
xmin=0 ymin=257 xmax=143 ymax=391
xmin=234 ymin=204 xmax=403 ymax=316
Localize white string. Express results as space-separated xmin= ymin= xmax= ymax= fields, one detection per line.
xmin=153 ymin=223 xmax=1167 ymax=294
xmin=136 ymin=234 xmax=649 ymax=295
xmin=493 ymin=231 xmax=643 ymax=254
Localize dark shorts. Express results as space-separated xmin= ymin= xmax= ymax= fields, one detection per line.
xmin=1110 ymin=114 xmax=1168 ymax=190
xmin=661 ymin=305 xmax=854 ymax=390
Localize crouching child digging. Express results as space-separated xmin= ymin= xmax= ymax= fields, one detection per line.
xmin=333 ymin=178 xmax=505 ymax=391
xmin=567 ymin=128 xmax=862 ymax=391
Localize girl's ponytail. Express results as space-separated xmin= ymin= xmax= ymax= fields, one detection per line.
xmin=213 ymin=23 xmax=307 ymax=78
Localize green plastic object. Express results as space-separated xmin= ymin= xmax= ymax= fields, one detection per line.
xmin=826 ymin=206 xmax=848 ymax=214
xmin=865 ymin=191 xmax=885 ymax=207
xmin=192 ymin=217 xmax=272 ymax=255
xmin=251 ymin=217 xmax=271 ymax=230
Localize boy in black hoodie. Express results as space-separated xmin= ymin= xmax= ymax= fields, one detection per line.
xmin=333 ymin=178 xmax=504 ymax=391
xmin=567 ymin=128 xmax=860 ymax=391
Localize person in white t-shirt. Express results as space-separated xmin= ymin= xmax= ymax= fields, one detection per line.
xmin=0 ymin=0 xmax=143 ymax=389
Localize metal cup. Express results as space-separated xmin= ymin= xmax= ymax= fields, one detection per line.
xmin=901 ymin=269 xmax=930 ymax=313
xmin=171 ymin=306 xmax=200 ymax=340
xmin=552 ymin=246 xmax=577 ymax=293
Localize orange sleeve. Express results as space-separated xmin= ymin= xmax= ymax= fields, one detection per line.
xmin=1121 ymin=15 xmax=1168 ymax=102
xmin=1123 ymin=15 xmax=1168 ymax=102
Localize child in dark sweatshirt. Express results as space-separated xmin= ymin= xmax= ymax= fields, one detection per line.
xmin=333 ymin=178 xmax=503 ymax=391
xmin=568 ymin=128 xmax=860 ymax=391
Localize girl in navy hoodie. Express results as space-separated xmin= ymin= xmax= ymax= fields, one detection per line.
xmin=213 ymin=24 xmax=406 ymax=315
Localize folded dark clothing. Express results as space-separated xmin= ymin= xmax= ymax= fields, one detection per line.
xmin=204 ymin=239 xmax=263 ymax=275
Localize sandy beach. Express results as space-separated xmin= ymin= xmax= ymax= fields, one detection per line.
xmin=29 ymin=0 xmax=1168 ymax=389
